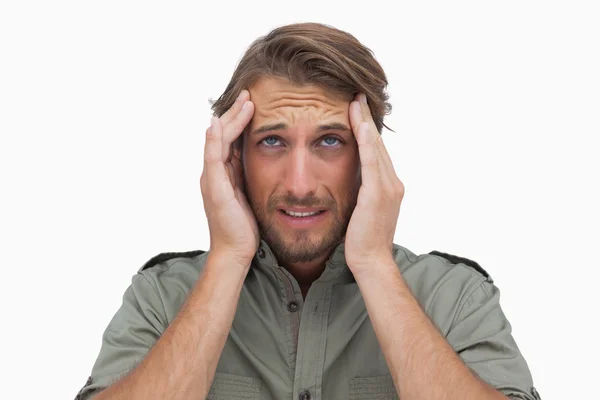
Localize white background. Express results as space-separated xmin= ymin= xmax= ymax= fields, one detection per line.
xmin=1 ymin=1 xmax=598 ymax=399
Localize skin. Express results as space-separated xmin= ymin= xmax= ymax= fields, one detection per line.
xmin=236 ymin=77 xmax=507 ymax=399
xmin=240 ymin=77 xmax=361 ymax=294
xmin=93 ymin=76 xmax=509 ymax=400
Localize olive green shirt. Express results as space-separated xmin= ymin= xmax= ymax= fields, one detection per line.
xmin=76 ymin=240 xmax=540 ymax=400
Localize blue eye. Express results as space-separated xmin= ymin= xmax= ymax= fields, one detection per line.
xmin=321 ymin=137 xmax=341 ymax=147
xmin=261 ymin=136 xmax=282 ymax=147
xmin=259 ymin=135 xmax=343 ymax=148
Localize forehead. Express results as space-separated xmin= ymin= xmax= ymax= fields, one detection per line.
xmin=247 ymin=77 xmax=351 ymax=129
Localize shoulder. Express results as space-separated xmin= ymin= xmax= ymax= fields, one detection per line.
xmin=426 ymin=249 xmax=493 ymax=282
xmin=392 ymin=244 xmax=493 ymax=306
xmin=137 ymin=249 xmax=210 ymax=283
xmin=133 ymin=249 xmax=210 ymax=320
xmin=391 ymin=244 xmax=497 ymax=333
xmin=138 ymin=249 xmax=208 ymax=273
xmin=392 ymin=243 xmax=493 ymax=283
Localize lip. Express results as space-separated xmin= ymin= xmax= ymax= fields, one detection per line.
xmin=277 ymin=209 xmax=328 ymax=228
xmin=278 ymin=206 xmax=326 ymax=213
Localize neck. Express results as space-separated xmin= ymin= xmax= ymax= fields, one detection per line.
xmin=279 ymin=250 xmax=334 ymax=299
xmin=265 ymin=238 xmax=346 ymax=298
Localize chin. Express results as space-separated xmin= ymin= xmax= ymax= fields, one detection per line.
xmin=264 ymin=224 xmax=338 ymax=263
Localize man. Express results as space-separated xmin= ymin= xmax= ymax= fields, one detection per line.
xmin=76 ymin=23 xmax=540 ymax=400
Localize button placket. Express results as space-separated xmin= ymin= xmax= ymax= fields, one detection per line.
xmin=277 ymin=266 xmax=302 ymax=376
xmin=292 ymin=283 xmax=332 ymax=400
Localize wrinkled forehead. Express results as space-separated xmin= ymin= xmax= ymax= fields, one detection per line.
xmin=247 ymin=77 xmax=351 ymax=131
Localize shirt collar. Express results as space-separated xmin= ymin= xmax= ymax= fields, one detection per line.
xmin=253 ymin=238 xmax=352 ymax=282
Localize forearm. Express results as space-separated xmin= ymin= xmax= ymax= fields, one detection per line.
xmin=94 ymin=252 xmax=248 ymax=400
xmin=354 ymin=261 xmax=507 ymax=400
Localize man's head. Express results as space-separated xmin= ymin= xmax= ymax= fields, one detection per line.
xmin=210 ymin=23 xmax=391 ymax=266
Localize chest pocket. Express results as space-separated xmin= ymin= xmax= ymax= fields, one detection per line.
xmin=207 ymin=372 xmax=262 ymax=400
xmin=349 ymin=375 xmax=399 ymax=400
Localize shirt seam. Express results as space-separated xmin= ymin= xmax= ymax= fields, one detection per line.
xmin=425 ymin=253 xmax=487 ymax=318
xmin=449 ymin=276 xmax=488 ymax=329
xmin=396 ymin=246 xmax=417 ymax=265
xmin=137 ymin=271 xmax=168 ymax=323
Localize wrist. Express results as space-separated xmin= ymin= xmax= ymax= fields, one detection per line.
xmin=353 ymin=258 xmax=414 ymax=304
xmin=350 ymin=255 xmax=398 ymax=281
xmin=193 ymin=251 xmax=251 ymax=295
xmin=206 ymin=250 xmax=253 ymax=273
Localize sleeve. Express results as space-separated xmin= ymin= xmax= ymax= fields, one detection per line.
xmin=75 ymin=273 xmax=166 ymax=400
xmin=446 ymin=279 xmax=542 ymax=400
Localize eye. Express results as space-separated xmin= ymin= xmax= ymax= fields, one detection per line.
xmin=259 ymin=135 xmax=344 ymax=149
xmin=320 ymin=136 xmax=342 ymax=147
xmin=260 ymin=136 xmax=282 ymax=147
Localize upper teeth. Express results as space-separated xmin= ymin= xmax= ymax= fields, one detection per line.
xmin=284 ymin=210 xmax=320 ymax=217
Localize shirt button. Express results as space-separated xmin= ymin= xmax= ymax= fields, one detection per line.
xmin=257 ymin=247 xmax=265 ymax=259
xmin=299 ymin=390 xmax=311 ymax=400
xmin=287 ymin=301 xmax=299 ymax=312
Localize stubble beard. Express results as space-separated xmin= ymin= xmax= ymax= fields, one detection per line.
xmin=244 ymin=181 xmax=359 ymax=264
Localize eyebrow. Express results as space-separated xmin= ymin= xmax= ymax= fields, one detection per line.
xmin=250 ymin=122 xmax=352 ymax=135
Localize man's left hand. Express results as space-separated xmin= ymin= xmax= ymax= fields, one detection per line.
xmin=345 ymin=93 xmax=405 ymax=274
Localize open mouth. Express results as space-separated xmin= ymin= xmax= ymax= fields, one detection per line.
xmin=279 ymin=209 xmax=326 ymax=218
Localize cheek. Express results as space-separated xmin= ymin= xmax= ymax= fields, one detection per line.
xmin=243 ymin=150 xmax=276 ymax=180
xmin=321 ymin=156 xmax=361 ymax=201
xmin=339 ymin=154 xmax=362 ymax=203
xmin=338 ymin=147 xmax=361 ymax=182
xmin=242 ymin=150 xmax=278 ymax=203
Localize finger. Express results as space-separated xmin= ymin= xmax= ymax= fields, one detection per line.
xmin=348 ymin=95 xmax=364 ymax=134
xmin=358 ymin=94 xmax=374 ymax=126
xmin=356 ymin=97 xmax=404 ymax=198
xmin=353 ymin=119 xmax=382 ymax=187
xmin=220 ymin=89 xmax=250 ymax=126
xmin=358 ymin=96 xmax=385 ymax=161
xmin=222 ymin=100 xmax=254 ymax=159
xmin=203 ymin=117 xmax=230 ymax=191
xmin=349 ymin=99 xmax=381 ymax=184
xmin=352 ymin=95 xmax=396 ymax=181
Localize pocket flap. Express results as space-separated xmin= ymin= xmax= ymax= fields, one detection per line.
xmin=207 ymin=372 xmax=262 ymax=399
xmin=349 ymin=375 xmax=398 ymax=400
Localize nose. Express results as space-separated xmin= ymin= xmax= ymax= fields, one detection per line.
xmin=283 ymin=146 xmax=318 ymax=199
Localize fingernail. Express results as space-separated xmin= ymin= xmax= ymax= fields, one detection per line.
xmin=210 ymin=116 xmax=217 ymax=127
xmin=237 ymin=90 xmax=247 ymax=101
xmin=360 ymin=94 xmax=367 ymax=104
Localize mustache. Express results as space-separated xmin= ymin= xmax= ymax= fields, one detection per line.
xmin=268 ymin=195 xmax=336 ymax=210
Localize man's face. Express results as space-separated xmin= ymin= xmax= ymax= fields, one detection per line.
xmin=241 ymin=77 xmax=361 ymax=264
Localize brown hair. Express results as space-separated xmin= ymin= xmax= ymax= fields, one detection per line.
xmin=210 ymin=22 xmax=392 ymax=134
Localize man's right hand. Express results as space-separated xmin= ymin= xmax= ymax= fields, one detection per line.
xmin=200 ymin=89 xmax=258 ymax=269
xmin=93 ymin=100 xmax=258 ymax=400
